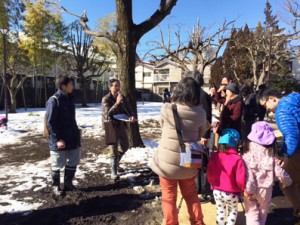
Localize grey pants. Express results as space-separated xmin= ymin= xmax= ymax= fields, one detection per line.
xmin=109 ymin=123 xmax=129 ymax=160
xmin=50 ymin=147 xmax=81 ymax=171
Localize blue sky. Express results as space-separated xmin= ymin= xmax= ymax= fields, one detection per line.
xmin=60 ymin=0 xmax=286 ymax=56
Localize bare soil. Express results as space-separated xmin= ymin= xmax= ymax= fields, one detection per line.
xmin=0 ymin=133 xmax=163 ymax=225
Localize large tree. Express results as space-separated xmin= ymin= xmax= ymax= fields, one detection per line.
xmin=22 ymin=0 xmax=65 ymax=107
xmin=0 ymin=0 xmax=25 ymax=111
xmin=66 ymin=20 xmax=111 ymax=107
xmin=60 ymin=0 xmax=177 ymax=147
xmin=4 ymin=36 xmax=34 ymax=113
xmin=0 ymin=0 xmax=24 ymax=29
xmin=151 ymin=19 xmax=233 ymax=77
xmin=212 ymin=2 xmax=291 ymax=88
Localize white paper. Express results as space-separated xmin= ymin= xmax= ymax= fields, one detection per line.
xmin=113 ymin=114 xmax=130 ymax=121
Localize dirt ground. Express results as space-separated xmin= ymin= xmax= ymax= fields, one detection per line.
xmin=0 ymin=120 xmax=300 ymax=225
xmin=0 ymin=130 xmax=163 ymax=225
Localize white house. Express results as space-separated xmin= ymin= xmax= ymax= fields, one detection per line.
xmin=134 ymin=59 xmax=212 ymax=100
xmin=290 ymin=58 xmax=300 ymax=81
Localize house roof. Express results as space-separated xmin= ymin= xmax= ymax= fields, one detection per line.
xmin=155 ymin=59 xmax=181 ymax=68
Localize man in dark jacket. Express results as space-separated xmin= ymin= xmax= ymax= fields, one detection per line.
xmin=240 ymin=85 xmax=258 ymax=143
xmin=46 ymin=75 xmax=81 ymax=196
xmin=102 ymin=79 xmax=136 ymax=180
xmin=257 ymin=89 xmax=300 ymax=218
xmin=162 ymin=88 xmax=171 ymax=103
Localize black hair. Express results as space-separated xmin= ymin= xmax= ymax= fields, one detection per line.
xmin=240 ymin=85 xmax=253 ymax=98
xmin=193 ymin=71 xmax=204 ymax=87
xmin=56 ymin=74 xmax=73 ymax=90
xmin=109 ymin=78 xmax=120 ymax=86
xmin=256 ymin=88 xmax=282 ymax=104
xmin=172 ymin=77 xmax=201 ymax=106
xmin=223 ymin=74 xmax=233 ymax=82
xmin=164 ymin=88 xmax=169 ymax=92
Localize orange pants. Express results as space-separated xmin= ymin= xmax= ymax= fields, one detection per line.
xmin=159 ymin=176 xmax=205 ymax=225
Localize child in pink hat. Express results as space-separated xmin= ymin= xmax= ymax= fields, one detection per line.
xmin=242 ymin=121 xmax=292 ymax=225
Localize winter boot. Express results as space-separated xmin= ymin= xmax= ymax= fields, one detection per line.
xmin=51 ymin=170 xmax=62 ymax=196
xmin=64 ymin=166 xmax=79 ymax=192
xmin=116 ymin=156 xmax=125 ymax=173
xmin=110 ymin=157 xmax=119 ymax=180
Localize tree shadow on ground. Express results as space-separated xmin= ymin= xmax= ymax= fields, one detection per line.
xmin=0 ymin=193 xmax=144 ymax=225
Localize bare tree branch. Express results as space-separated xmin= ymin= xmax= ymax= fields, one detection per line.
xmin=135 ymin=0 xmax=178 ymax=39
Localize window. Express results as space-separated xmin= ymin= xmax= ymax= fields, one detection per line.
xmin=143 ymin=72 xmax=151 ymax=77
xmin=154 ymin=69 xmax=169 ymax=74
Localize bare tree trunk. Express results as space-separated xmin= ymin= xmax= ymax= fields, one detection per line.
xmin=80 ymin=72 xmax=88 ymax=107
xmin=0 ymin=81 xmax=3 ymax=106
xmin=258 ymin=66 xmax=266 ymax=87
xmin=9 ymin=89 xmax=16 ymax=113
xmin=77 ymin=0 xmax=177 ymax=147
xmin=116 ymin=2 xmax=144 ymax=147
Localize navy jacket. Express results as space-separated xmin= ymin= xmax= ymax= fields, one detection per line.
xmin=46 ymin=90 xmax=80 ymax=151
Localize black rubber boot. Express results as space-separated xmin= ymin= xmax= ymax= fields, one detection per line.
xmin=64 ymin=166 xmax=78 ymax=192
xmin=51 ymin=170 xmax=62 ymax=196
xmin=117 ymin=156 xmax=125 ymax=173
xmin=110 ymin=157 xmax=119 ymax=180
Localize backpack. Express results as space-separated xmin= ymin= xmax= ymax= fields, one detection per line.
xmin=44 ymin=95 xmax=59 ymax=137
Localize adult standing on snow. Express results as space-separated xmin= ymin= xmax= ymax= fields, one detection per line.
xmin=102 ymin=79 xmax=136 ymax=180
xmin=151 ymin=77 xmax=207 ymax=225
xmin=46 ymin=74 xmax=81 ymax=196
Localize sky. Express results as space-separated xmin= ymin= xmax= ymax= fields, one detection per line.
xmin=58 ymin=0 xmax=288 ymax=57
xmin=0 ymin=102 xmax=161 ymax=213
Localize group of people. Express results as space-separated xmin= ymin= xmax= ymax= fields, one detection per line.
xmin=45 ymin=74 xmax=300 ymax=225
xmin=45 ymin=75 xmax=136 ymax=196
xmin=151 ymin=75 xmax=300 ymax=225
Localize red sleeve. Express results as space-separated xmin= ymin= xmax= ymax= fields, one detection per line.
xmin=230 ymin=100 xmax=243 ymax=121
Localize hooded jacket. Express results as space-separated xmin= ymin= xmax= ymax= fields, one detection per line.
xmin=207 ymin=148 xmax=246 ymax=193
xmin=275 ymin=92 xmax=300 ymax=156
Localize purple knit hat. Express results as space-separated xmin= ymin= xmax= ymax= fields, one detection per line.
xmin=247 ymin=121 xmax=275 ymax=145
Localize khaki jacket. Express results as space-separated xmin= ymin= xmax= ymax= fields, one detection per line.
xmin=150 ymin=103 xmax=208 ymax=179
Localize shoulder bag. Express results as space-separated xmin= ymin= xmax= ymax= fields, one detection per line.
xmin=172 ymin=104 xmax=204 ymax=169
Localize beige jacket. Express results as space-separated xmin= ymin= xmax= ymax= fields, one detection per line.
xmin=150 ymin=103 xmax=208 ymax=179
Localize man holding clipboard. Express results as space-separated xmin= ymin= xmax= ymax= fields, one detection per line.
xmin=102 ymin=79 xmax=136 ymax=180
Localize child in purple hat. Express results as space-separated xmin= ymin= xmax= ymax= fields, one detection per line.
xmin=242 ymin=121 xmax=292 ymax=225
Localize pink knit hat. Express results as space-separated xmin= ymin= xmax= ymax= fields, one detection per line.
xmin=247 ymin=121 xmax=276 ymax=145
